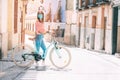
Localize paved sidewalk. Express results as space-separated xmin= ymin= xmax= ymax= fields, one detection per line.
xmin=0 ymin=50 xmax=28 ymax=80
xmin=0 ymin=59 xmax=29 ymax=80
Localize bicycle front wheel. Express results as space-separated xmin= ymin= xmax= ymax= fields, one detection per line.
xmin=12 ymin=44 xmax=34 ymax=67
xmin=49 ymin=46 xmax=71 ymax=69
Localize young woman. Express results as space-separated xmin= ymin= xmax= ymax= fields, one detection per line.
xmin=35 ymin=10 xmax=46 ymax=64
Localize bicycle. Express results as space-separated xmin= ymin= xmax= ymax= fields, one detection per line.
xmin=11 ymin=32 xmax=71 ymax=69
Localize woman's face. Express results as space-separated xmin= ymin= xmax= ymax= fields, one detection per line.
xmin=37 ymin=13 xmax=43 ymax=20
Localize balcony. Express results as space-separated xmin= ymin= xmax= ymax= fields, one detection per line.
xmin=76 ymin=0 xmax=82 ymax=11
xmin=88 ymin=0 xmax=97 ymax=8
xmin=76 ymin=0 xmax=81 ymax=11
xmin=96 ymin=0 xmax=109 ymax=5
xmin=81 ymin=0 xmax=89 ymax=9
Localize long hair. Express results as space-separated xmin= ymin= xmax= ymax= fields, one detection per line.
xmin=37 ymin=11 xmax=44 ymax=22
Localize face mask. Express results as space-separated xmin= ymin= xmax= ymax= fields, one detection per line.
xmin=38 ymin=14 xmax=43 ymax=19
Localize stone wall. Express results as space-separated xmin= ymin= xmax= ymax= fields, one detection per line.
xmin=64 ymin=10 xmax=77 ymax=45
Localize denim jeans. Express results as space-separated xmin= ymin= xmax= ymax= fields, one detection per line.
xmin=35 ymin=34 xmax=46 ymax=59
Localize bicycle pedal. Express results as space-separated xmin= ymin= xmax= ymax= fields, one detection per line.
xmin=22 ymin=54 xmax=26 ymax=61
xmin=33 ymin=54 xmax=42 ymax=61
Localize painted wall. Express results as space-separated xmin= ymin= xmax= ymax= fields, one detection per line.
xmin=77 ymin=5 xmax=112 ymax=53
xmin=7 ymin=0 xmax=20 ymax=49
xmin=118 ymin=7 xmax=120 ymax=26
xmin=7 ymin=0 xmax=22 ymax=50
xmin=0 ymin=0 xmax=8 ymax=57
xmin=66 ymin=0 xmax=74 ymax=10
xmin=0 ymin=0 xmax=1 ymax=32
xmin=30 ymin=0 xmax=66 ymax=23
xmin=45 ymin=0 xmax=66 ymax=22
xmin=104 ymin=6 xmax=112 ymax=54
xmin=117 ymin=8 xmax=120 ymax=52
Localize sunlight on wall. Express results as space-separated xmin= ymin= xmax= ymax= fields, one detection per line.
xmin=118 ymin=7 xmax=120 ymax=26
xmin=26 ymin=0 xmax=66 ymax=22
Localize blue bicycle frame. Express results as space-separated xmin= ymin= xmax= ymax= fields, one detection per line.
xmin=34 ymin=39 xmax=61 ymax=60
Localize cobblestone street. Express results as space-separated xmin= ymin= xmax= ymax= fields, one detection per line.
xmin=1 ymin=46 xmax=120 ymax=80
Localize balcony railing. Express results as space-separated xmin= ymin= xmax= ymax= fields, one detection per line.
xmin=76 ymin=0 xmax=80 ymax=10
xmin=76 ymin=0 xmax=110 ymax=11
xmin=81 ymin=0 xmax=88 ymax=9
xmin=96 ymin=0 xmax=109 ymax=4
xmin=88 ymin=0 xmax=96 ymax=7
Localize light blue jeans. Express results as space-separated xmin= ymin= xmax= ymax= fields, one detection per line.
xmin=35 ymin=34 xmax=46 ymax=59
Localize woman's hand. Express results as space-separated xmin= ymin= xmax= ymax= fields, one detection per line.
xmin=38 ymin=31 xmax=46 ymax=35
xmin=28 ymin=37 xmax=35 ymax=41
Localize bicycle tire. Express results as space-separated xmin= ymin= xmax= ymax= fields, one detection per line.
xmin=49 ymin=46 xmax=71 ymax=69
xmin=12 ymin=44 xmax=34 ymax=67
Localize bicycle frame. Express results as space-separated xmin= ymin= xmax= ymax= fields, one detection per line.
xmin=12 ymin=34 xmax=71 ymax=68
xmin=22 ymin=32 xmax=62 ymax=61
xmin=40 ymin=38 xmax=60 ymax=59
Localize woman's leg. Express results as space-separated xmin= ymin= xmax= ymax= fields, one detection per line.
xmin=35 ymin=35 xmax=42 ymax=54
xmin=35 ymin=39 xmax=40 ymax=54
xmin=41 ymin=39 xmax=47 ymax=59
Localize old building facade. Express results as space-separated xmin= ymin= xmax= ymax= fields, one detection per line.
xmin=25 ymin=0 xmax=66 ymax=42
xmin=76 ymin=0 xmax=113 ymax=53
xmin=1 ymin=0 xmax=120 ymax=59
xmin=112 ymin=0 xmax=120 ymax=54
xmin=64 ymin=0 xmax=77 ymax=45
xmin=0 ymin=0 xmax=27 ymax=58
xmin=74 ymin=0 xmax=120 ymax=55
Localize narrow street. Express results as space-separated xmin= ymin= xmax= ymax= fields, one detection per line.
xmin=1 ymin=0 xmax=120 ymax=80
xmin=1 ymin=36 xmax=120 ymax=80
xmin=14 ymin=48 xmax=120 ymax=80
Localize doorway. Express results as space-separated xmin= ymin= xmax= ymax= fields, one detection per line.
xmin=91 ymin=16 xmax=96 ymax=49
xmin=112 ymin=7 xmax=118 ymax=55
xmin=103 ymin=17 xmax=107 ymax=50
xmin=84 ymin=16 xmax=89 ymax=48
xmin=116 ymin=7 xmax=120 ymax=52
xmin=14 ymin=0 xmax=18 ymax=33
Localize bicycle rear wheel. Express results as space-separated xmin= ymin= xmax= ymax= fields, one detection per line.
xmin=12 ymin=44 xmax=34 ymax=67
xmin=49 ymin=46 xmax=71 ymax=69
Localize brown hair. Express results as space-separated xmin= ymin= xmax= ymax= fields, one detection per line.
xmin=37 ymin=11 xmax=44 ymax=22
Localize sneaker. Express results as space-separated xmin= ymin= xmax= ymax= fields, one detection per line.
xmin=41 ymin=59 xmax=46 ymax=66
xmin=35 ymin=61 xmax=39 ymax=69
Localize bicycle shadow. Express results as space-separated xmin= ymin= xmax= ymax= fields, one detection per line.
xmin=29 ymin=65 xmax=72 ymax=72
xmin=48 ymin=67 xmax=72 ymax=72
xmin=29 ymin=65 xmax=47 ymax=71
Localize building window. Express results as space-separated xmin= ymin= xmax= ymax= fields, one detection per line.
xmin=88 ymin=0 xmax=96 ymax=5
xmin=82 ymin=0 xmax=88 ymax=8
xmin=92 ymin=16 xmax=96 ymax=28
xmin=76 ymin=0 xmax=82 ymax=9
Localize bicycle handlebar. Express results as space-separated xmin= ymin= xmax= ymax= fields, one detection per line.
xmin=28 ymin=30 xmax=57 ymax=42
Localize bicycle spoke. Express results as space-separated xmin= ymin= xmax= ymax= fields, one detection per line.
xmin=12 ymin=44 xmax=34 ymax=67
xmin=50 ymin=46 xmax=71 ymax=69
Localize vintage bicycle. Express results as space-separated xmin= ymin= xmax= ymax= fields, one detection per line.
xmin=11 ymin=32 xmax=71 ymax=69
